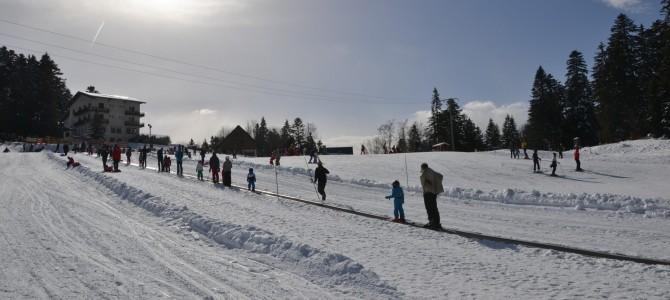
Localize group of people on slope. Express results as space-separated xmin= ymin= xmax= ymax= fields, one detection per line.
xmin=531 ymin=146 xmax=583 ymax=176
xmin=96 ymin=144 xmax=123 ymax=172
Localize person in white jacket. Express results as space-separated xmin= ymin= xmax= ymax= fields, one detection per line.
xmin=420 ymin=163 xmax=444 ymax=229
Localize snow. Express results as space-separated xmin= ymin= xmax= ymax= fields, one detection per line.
xmin=2 ymin=139 xmax=670 ymax=298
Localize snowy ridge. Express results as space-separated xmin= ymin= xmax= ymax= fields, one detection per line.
xmin=47 ymin=153 xmax=401 ymax=299
xmin=233 ymin=159 xmax=670 ymax=218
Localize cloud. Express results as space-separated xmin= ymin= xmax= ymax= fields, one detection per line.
xmin=599 ymin=0 xmax=643 ymax=10
xmin=461 ymin=101 xmax=528 ymax=130
xmin=197 ymin=108 xmax=217 ymax=115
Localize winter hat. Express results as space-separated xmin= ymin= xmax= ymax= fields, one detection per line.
xmin=392 ymin=180 xmax=400 ymax=187
xmin=249 ymin=168 xmax=254 ymax=172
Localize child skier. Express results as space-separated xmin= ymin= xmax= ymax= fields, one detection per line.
xmin=247 ymin=168 xmax=256 ymax=191
xmin=385 ymin=180 xmax=405 ymax=223
xmin=550 ymin=153 xmax=558 ymax=176
xmin=163 ymin=156 xmax=171 ymax=173
xmin=196 ymin=160 xmax=204 ymax=181
xmin=532 ymin=149 xmax=541 ymax=173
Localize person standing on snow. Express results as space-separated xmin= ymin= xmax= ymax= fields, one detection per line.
xmin=125 ymin=146 xmax=132 ymax=165
xmin=175 ymin=146 xmax=184 ymax=176
xmin=420 ymin=163 xmax=444 ymax=230
xmin=522 ymin=140 xmax=529 ymax=159
xmin=196 ymin=160 xmax=204 ymax=181
xmin=112 ymin=144 xmax=122 ymax=172
xmin=558 ymin=143 xmax=564 ymax=159
xmin=313 ymin=161 xmax=330 ymax=200
xmin=532 ymin=149 xmax=541 ymax=173
xmin=100 ymin=145 xmax=109 ymax=169
xmin=200 ymin=148 xmax=206 ymax=163
xmin=247 ymin=168 xmax=256 ymax=191
xmin=385 ymin=180 xmax=405 ymax=223
xmin=222 ymin=156 xmax=233 ymax=186
xmin=574 ymin=146 xmax=582 ymax=171
xmin=209 ymin=153 xmax=220 ymax=183
xmin=550 ymin=153 xmax=559 ymax=176
xmin=157 ymin=148 xmax=164 ymax=172
xmin=163 ymin=155 xmax=171 ymax=173
xmin=63 ymin=144 xmax=69 ymax=156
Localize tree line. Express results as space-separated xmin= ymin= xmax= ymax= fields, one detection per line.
xmin=198 ymin=117 xmax=324 ymax=156
xmin=526 ymin=2 xmax=670 ymax=149
xmin=0 ymin=46 xmax=72 ymax=140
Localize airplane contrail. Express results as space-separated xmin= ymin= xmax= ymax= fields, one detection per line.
xmin=91 ymin=21 xmax=105 ymax=46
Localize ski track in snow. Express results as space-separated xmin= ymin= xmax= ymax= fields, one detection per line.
xmin=0 ymin=152 xmax=398 ymax=299
xmin=50 ymin=149 xmax=670 ymax=299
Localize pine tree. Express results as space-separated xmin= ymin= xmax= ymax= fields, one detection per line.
xmin=593 ymin=14 xmax=642 ymax=142
xmin=255 ymin=117 xmax=269 ymax=155
xmin=501 ymin=115 xmax=520 ymax=148
xmin=484 ymin=118 xmax=501 ymax=150
xmin=527 ymin=66 xmax=564 ymax=149
xmin=461 ymin=117 xmax=484 ymax=151
xmin=280 ymin=120 xmax=292 ymax=148
xmin=428 ymin=88 xmax=443 ymax=145
xmin=564 ymin=50 xmax=598 ymax=146
xmin=86 ymin=85 xmax=98 ymax=93
xmin=291 ymin=117 xmax=306 ymax=148
xmin=407 ymin=122 xmax=423 ymax=152
xmin=443 ymin=98 xmax=463 ymax=151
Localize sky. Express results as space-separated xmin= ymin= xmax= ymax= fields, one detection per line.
xmin=0 ymin=0 xmax=664 ymax=146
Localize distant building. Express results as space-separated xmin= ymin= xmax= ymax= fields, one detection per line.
xmin=221 ymin=125 xmax=256 ymax=156
xmin=431 ymin=142 xmax=449 ymax=151
xmin=63 ymin=91 xmax=145 ymax=143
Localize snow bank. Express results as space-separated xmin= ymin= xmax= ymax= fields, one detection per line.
xmin=47 ymin=153 xmax=400 ymax=298
xmin=583 ymin=139 xmax=670 ymax=164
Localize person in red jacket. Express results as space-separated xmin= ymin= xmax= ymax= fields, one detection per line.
xmin=574 ymin=146 xmax=582 ymax=172
xmin=112 ymin=144 xmax=122 ymax=172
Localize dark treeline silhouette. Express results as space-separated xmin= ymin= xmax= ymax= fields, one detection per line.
xmin=0 ymin=46 xmax=72 ymax=140
xmin=204 ymin=117 xmax=323 ymax=156
xmin=526 ymin=1 xmax=670 ymax=149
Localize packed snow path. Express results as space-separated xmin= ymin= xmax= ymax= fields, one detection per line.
xmin=57 ymin=151 xmax=670 ymax=299
xmin=0 ymin=153 xmax=394 ymax=299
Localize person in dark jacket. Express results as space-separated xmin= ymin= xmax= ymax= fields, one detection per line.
xmin=175 ymin=146 xmax=184 ymax=176
xmin=63 ymin=144 xmax=69 ymax=156
xmin=247 ymin=168 xmax=256 ymax=191
xmin=313 ymin=162 xmax=330 ymax=200
xmin=200 ymin=148 xmax=206 ymax=163
xmin=209 ymin=153 xmax=220 ymax=183
xmin=532 ymin=149 xmax=541 ymax=173
xmin=550 ymin=153 xmax=558 ymax=176
xmin=125 ymin=146 xmax=132 ymax=165
xmin=157 ymin=148 xmax=164 ymax=172
xmin=222 ymin=156 xmax=232 ymax=186
xmin=100 ymin=145 xmax=109 ymax=169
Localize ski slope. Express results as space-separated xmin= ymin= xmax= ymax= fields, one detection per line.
xmin=2 ymin=139 xmax=670 ymax=299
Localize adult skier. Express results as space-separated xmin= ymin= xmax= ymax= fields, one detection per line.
xmin=558 ymin=143 xmax=564 ymax=159
xmin=420 ymin=163 xmax=444 ymax=230
xmin=175 ymin=146 xmax=184 ymax=176
xmin=125 ymin=146 xmax=132 ymax=165
xmin=522 ymin=140 xmax=529 ymax=159
xmin=313 ymin=162 xmax=330 ymax=200
xmin=112 ymin=144 xmax=122 ymax=172
xmin=63 ymin=144 xmax=69 ymax=156
xmin=209 ymin=153 xmax=220 ymax=183
xmin=550 ymin=153 xmax=558 ymax=176
xmin=532 ymin=149 xmax=541 ymax=173
xmin=222 ymin=156 xmax=232 ymax=186
xmin=200 ymin=148 xmax=206 ymax=163
xmin=157 ymin=148 xmax=164 ymax=172
xmin=100 ymin=145 xmax=109 ymax=170
xmin=574 ymin=146 xmax=582 ymax=171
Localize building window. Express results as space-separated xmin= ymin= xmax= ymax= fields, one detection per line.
xmin=98 ymin=103 xmax=104 ymax=109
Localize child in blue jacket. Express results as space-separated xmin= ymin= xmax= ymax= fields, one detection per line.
xmin=247 ymin=168 xmax=256 ymax=191
xmin=385 ymin=180 xmax=405 ymax=223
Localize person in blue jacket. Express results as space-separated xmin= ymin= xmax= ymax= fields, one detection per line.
xmin=247 ymin=168 xmax=256 ymax=191
xmin=385 ymin=180 xmax=405 ymax=223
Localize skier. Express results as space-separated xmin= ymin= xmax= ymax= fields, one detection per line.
xmin=222 ymin=156 xmax=232 ymax=186
xmin=175 ymin=146 xmax=184 ymax=176
xmin=558 ymin=143 xmax=564 ymax=159
xmin=550 ymin=153 xmax=558 ymax=176
xmin=100 ymin=145 xmax=109 ymax=170
xmin=112 ymin=144 xmax=122 ymax=172
xmin=209 ymin=153 xmax=220 ymax=183
xmin=63 ymin=144 xmax=69 ymax=156
xmin=163 ymin=155 xmax=171 ymax=173
xmin=2 ymin=147 xmax=9 ymax=153
xmin=532 ymin=149 xmax=541 ymax=173
xmin=247 ymin=168 xmax=256 ymax=191
xmin=420 ymin=163 xmax=444 ymax=230
xmin=574 ymin=146 xmax=583 ymax=171
xmin=509 ymin=141 xmax=515 ymax=159
xmin=157 ymin=148 xmax=164 ymax=172
xmin=385 ymin=180 xmax=405 ymax=223
xmin=313 ymin=161 xmax=329 ymax=200
xmin=125 ymin=146 xmax=132 ymax=165
xmin=270 ymin=151 xmax=276 ymax=165
xmin=275 ymin=152 xmax=281 ymax=166
xmin=200 ymin=148 xmax=206 ymax=163
xmin=361 ymin=144 xmax=367 ymax=155
xmin=308 ymin=147 xmax=316 ymax=164
xmin=196 ymin=160 xmax=204 ymax=181
xmin=140 ymin=145 xmax=147 ymax=168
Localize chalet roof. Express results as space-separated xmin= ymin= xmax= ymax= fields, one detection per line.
xmin=71 ymin=91 xmax=146 ymax=104
xmin=221 ymin=126 xmax=255 ymax=150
